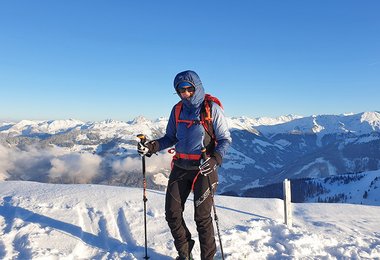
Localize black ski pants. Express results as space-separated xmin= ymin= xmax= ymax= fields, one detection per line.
xmin=165 ymin=164 xmax=218 ymax=260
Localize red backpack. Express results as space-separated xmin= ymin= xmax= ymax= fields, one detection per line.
xmin=174 ymin=94 xmax=223 ymax=142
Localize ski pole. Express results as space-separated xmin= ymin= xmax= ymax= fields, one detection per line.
xmin=137 ymin=134 xmax=150 ymax=260
xmin=201 ymin=148 xmax=225 ymax=260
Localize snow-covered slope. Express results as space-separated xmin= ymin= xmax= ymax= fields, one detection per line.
xmin=242 ymin=169 xmax=380 ymax=206
xmin=0 ymin=116 xmax=168 ymax=140
xmin=3 ymin=119 xmax=85 ymax=137
xmin=226 ymin=114 xmax=302 ymax=133
xmin=257 ymin=112 xmax=380 ymax=136
xmin=1 ymin=181 xmax=379 ymax=259
xmin=306 ymin=169 xmax=380 ymax=205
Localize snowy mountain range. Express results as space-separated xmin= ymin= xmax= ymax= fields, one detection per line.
xmin=1 ymin=111 xmax=379 ymax=203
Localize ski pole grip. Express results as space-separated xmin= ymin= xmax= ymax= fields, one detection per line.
xmin=201 ymin=147 xmax=207 ymax=161
xmin=137 ymin=134 xmax=146 ymax=144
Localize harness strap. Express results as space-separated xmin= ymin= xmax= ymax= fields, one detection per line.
xmin=191 ymin=152 xmax=211 ymax=191
xmin=168 ymin=148 xmax=209 ymax=191
xmin=174 ymin=152 xmax=201 ymax=160
xmin=191 ymin=171 xmax=202 ymax=191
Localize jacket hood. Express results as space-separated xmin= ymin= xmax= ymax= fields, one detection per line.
xmin=173 ymin=70 xmax=205 ymax=110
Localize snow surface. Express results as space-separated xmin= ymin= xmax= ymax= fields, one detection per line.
xmin=306 ymin=169 xmax=380 ymax=205
xmin=293 ymin=158 xmax=337 ymax=178
xmin=1 ymin=181 xmax=380 ymax=259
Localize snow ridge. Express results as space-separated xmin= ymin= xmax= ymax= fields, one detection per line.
xmin=257 ymin=111 xmax=380 ymax=137
xmin=2 ymin=112 xmax=379 ymax=138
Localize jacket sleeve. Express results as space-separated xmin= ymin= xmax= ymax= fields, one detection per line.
xmin=211 ymin=103 xmax=232 ymax=163
xmin=156 ymin=106 xmax=178 ymax=150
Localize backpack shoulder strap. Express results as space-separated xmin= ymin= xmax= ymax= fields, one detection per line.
xmin=174 ymin=101 xmax=197 ymax=128
xmin=202 ymin=94 xmax=223 ymax=138
xmin=201 ymin=98 xmax=215 ymax=139
xmin=174 ymin=101 xmax=183 ymax=128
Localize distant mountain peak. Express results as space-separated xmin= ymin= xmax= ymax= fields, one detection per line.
xmin=360 ymin=111 xmax=380 ymax=126
xmin=103 ymin=119 xmax=117 ymax=124
xmin=129 ymin=116 xmax=151 ymax=125
xmin=254 ymin=114 xmax=303 ymax=126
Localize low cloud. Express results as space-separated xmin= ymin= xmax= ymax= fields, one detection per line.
xmin=145 ymin=151 xmax=173 ymax=172
xmin=49 ymin=153 xmax=102 ymax=184
xmin=0 ymin=145 xmax=102 ymax=183
xmin=0 ymin=145 xmax=13 ymax=181
xmin=0 ymin=144 xmax=172 ymax=185
xmin=112 ymin=151 xmax=173 ymax=176
xmin=112 ymin=157 xmax=141 ymax=175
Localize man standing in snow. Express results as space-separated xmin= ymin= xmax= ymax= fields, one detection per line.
xmin=137 ymin=70 xmax=231 ymax=260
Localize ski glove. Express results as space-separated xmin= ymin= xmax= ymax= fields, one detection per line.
xmin=137 ymin=140 xmax=159 ymax=157
xmin=199 ymin=157 xmax=218 ymax=176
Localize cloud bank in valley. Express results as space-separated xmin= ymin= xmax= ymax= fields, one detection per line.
xmin=0 ymin=144 xmax=173 ymax=185
xmin=0 ymin=145 xmax=102 ymax=183
xmin=49 ymin=153 xmax=102 ymax=184
xmin=112 ymin=150 xmax=172 ymax=174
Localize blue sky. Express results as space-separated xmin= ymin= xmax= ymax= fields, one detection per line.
xmin=1 ymin=1 xmax=379 ymax=122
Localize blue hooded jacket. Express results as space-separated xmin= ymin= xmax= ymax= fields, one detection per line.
xmin=156 ymin=70 xmax=232 ymax=170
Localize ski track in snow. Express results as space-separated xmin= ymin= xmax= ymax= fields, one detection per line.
xmin=0 ymin=181 xmax=380 ymax=259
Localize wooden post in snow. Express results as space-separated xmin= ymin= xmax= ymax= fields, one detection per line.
xmin=283 ymin=179 xmax=292 ymax=227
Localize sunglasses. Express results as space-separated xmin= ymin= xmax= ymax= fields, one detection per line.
xmin=177 ymin=86 xmax=195 ymax=93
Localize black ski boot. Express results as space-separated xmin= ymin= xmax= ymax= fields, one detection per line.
xmin=175 ymin=239 xmax=195 ymax=260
